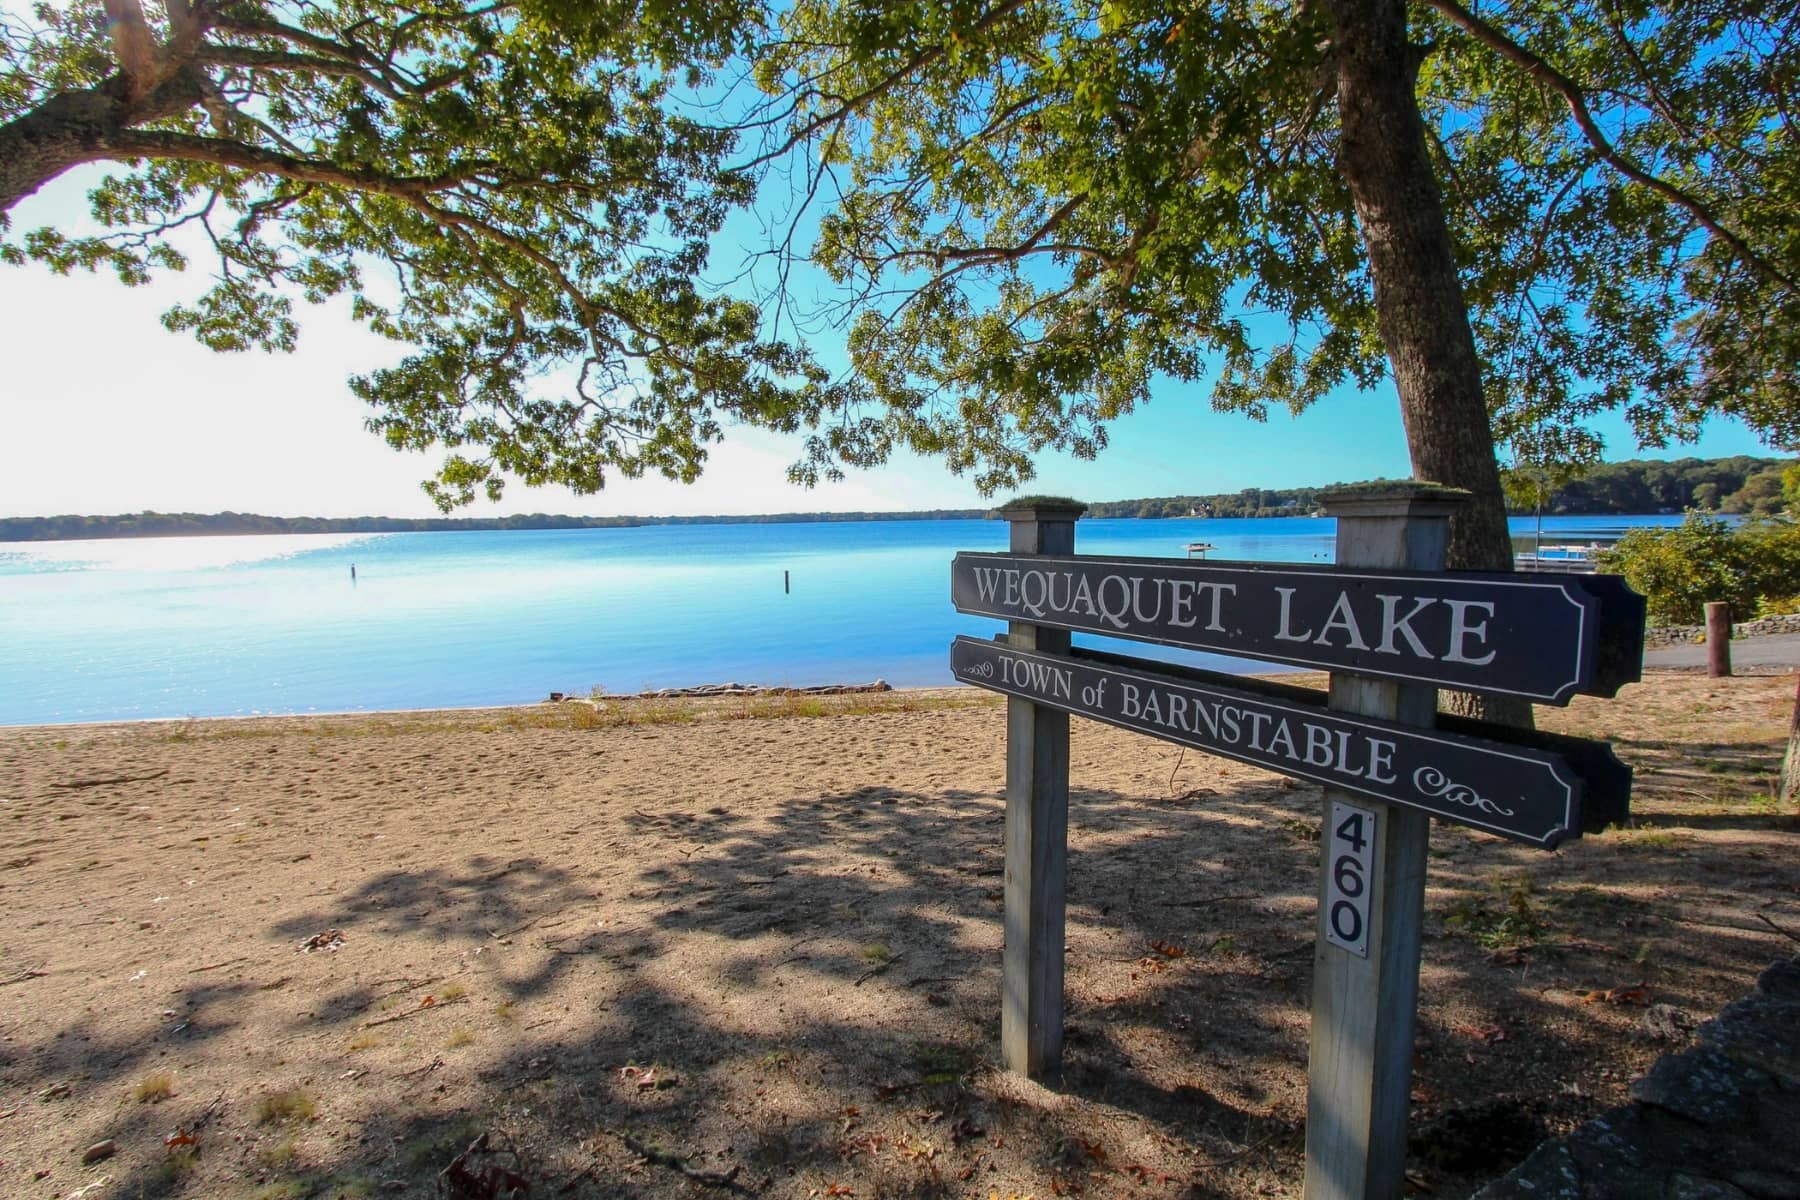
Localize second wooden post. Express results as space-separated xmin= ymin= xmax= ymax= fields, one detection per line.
xmin=1706 ymin=601 xmax=1732 ymax=677
xmin=999 ymin=498 xmax=1084 ymax=1082
xmin=1304 ymin=484 xmax=1467 ymax=1200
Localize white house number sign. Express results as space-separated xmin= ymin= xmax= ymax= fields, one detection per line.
xmin=1324 ymin=799 xmax=1376 ymax=958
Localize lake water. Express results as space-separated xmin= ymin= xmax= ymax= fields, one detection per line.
xmin=0 ymin=514 xmax=1676 ymax=726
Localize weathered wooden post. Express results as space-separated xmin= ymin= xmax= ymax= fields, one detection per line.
xmin=1304 ymin=484 xmax=1466 ymax=1200
xmin=998 ymin=497 xmax=1084 ymax=1082
xmin=1706 ymin=602 xmax=1732 ymax=677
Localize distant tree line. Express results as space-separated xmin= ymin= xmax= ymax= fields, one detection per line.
xmin=1090 ymin=457 xmax=1795 ymax=521
xmin=0 ymin=508 xmax=989 ymax=542
xmin=1514 ymin=456 xmax=1792 ymax=517
xmin=1086 ymin=490 xmax=1327 ymax=519
xmin=2 ymin=456 xmax=1789 ymax=542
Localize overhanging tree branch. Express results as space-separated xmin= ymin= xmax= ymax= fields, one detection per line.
xmin=197 ymin=46 xmax=406 ymax=99
xmin=1422 ymin=0 xmax=1798 ymax=293
xmin=741 ymin=0 xmax=1032 ymax=168
xmin=104 ymin=131 xmax=494 ymax=195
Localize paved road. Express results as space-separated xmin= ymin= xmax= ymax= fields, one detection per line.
xmin=1643 ymin=632 xmax=1800 ymax=672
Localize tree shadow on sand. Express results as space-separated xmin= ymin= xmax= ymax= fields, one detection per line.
xmin=38 ymin=720 xmax=1796 ymax=1200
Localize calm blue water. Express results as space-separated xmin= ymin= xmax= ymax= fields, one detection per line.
xmin=0 ymin=514 xmax=1677 ymax=726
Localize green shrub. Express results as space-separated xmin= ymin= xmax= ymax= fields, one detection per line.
xmin=1757 ymin=593 xmax=1800 ymax=618
xmin=1599 ymin=512 xmax=1800 ymax=626
xmin=1742 ymin=523 xmax=1800 ymax=612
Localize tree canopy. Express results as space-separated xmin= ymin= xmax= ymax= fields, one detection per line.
xmin=1429 ymin=0 xmax=1800 ymax=458
xmin=747 ymin=0 xmax=1795 ymax=571
xmin=2 ymin=0 xmax=1793 ymax=540
xmin=1 ymin=0 xmax=851 ymax=506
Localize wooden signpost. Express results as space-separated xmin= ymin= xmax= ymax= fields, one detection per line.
xmin=950 ymin=487 xmax=1645 ymax=1200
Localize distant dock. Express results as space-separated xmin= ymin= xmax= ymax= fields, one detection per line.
xmin=1514 ymin=544 xmax=1602 ymax=573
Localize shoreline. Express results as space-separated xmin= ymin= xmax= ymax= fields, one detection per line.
xmin=0 ymin=684 xmax=994 ymax=734
xmin=11 ymin=629 xmax=1800 ymax=732
xmin=12 ymin=647 xmax=1799 ymax=735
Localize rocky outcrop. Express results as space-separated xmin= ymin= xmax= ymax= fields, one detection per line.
xmin=1473 ymin=958 xmax=1800 ymax=1200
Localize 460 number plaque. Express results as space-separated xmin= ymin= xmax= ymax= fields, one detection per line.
xmin=1324 ymin=800 xmax=1376 ymax=959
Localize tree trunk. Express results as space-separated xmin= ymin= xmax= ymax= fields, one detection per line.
xmin=1329 ymin=0 xmax=1530 ymax=726
xmin=0 ymin=72 xmax=202 ymax=213
xmin=1779 ymin=673 xmax=1800 ymax=811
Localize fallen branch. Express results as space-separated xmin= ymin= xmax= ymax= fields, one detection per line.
xmin=364 ymin=977 xmax=443 ymax=1007
xmin=490 ymin=905 xmax=580 ymax=940
xmin=621 ymin=1132 xmax=758 ymax=1194
xmin=439 ymin=1131 xmax=530 ymax=1198
xmin=549 ymin=942 xmax=602 ymax=957
xmin=1159 ymin=893 xmax=1256 ymax=908
xmin=772 ymin=935 xmax=822 ymax=969
xmin=1674 ymin=914 xmax=1793 ymax=939
xmin=855 ymin=954 xmax=905 ymax=986
xmin=50 ymin=769 xmax=168 ymax=790
xmin=1191 ymin=1127 xmax=1284 ymax=1168
xmin=400 ymin=1055 xmax=446 ymax=1079
xmin=163 ymin=1091 xmax=227 ymax=1151
xmin=362 ymin=995 xmax=466 ymax=1028
xmin=1757 ymin=912 xmax=1800 ymax=948
xmin=189 ymin=1092 xmax=226 ymax=1133
xmin=189 ymin=958 xmax=251 ymax=974
xmin=1 ymin=969 xmax=47 ymax=986
xmin=558 ymin=1163 xmax=599 ymax=1193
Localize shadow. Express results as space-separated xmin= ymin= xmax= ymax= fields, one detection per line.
xmin=1623 ymin=810 xmax=1799 ymax=832
xmin=7 ymin=705 xmax=1791 ymax=1200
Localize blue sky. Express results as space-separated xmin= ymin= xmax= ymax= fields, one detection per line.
xmin=0 ymin=162 xmax=1778 ymax=521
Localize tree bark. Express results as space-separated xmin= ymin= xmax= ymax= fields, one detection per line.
xmin=0 ymin=71 xmax=203 ymax=213
xmin=1329 ymin=0 xmax=1530 ymax=726
xmin=1780 ymin=673 xmax=1800 ymax=811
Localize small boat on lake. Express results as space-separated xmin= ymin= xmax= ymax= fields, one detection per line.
xmin=1515 ymin=543 xmax=1602 ymax=573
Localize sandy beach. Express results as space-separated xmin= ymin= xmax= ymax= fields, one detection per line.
xmin=2 ymin=675 xmax=1797 ymax=1199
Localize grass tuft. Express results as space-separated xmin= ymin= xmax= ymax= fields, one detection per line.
xmin=1443 ymin=870 xmax=1547 ymax=950
xmin=135 ymin=1071 xmax=176 ymax=1102
xmin=256 ymin=1088 xmax=317 ymax=1124
xmin=258 ymin=1133 xmax=300 ymax=1168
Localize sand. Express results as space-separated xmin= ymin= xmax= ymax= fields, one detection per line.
xmin=1 ymin=675 xmax=1796 ymax=1200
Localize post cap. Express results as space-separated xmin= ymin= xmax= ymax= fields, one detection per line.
xmin=1318 ymin=480 xmax=1471 ymax=519
xmin=996 ymin=495 xmax=1087 ymax=521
